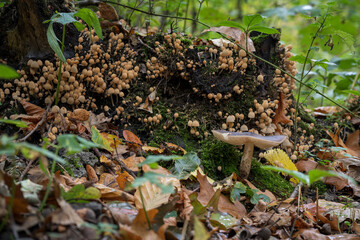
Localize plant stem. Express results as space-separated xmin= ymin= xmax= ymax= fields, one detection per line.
xmin=139 ymin=186 xmax=152 ymax=230
xmin=183 ymin=0 xmax=190 ymax=32
xmin=294 ymin=14 xmax=327 ymax=147
xmin=39 ymin=148 xmax=59 ymax=212
xmin=55 ymin=24 xmax=66 ymax=106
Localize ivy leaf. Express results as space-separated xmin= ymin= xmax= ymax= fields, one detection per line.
xmin=248 ymin=26 xmax=279 ymax=34
xmin=174 ymin=152 xmax=201 ymax=179
xmin=0 ymin=64 xmax=20 ymax=79
xmin=51 ymin=12 xmax=77 ymax=25
xmin=230 ymin=182 xmax=246 ymax=202
xmin=243 ymin=14 xmax=263 ymax=28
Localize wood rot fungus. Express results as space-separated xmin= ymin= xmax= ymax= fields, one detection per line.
xmin=212 ymin=130 xmax=287 ymax=179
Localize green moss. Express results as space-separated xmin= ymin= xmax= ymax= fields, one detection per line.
xmin=249 ymin=160 xmax=294 ymax=198
xmin=200 ymin=139 xmax=241 ymax=180
xmin=311 ymin=181 xmax=327 ymax=195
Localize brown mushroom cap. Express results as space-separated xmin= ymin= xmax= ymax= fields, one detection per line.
xmin=212 ymin=130 xmax=286 ymax=149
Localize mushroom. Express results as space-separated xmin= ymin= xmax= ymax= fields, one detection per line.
xmin=212 ymin=130 xmax=286 ymax=179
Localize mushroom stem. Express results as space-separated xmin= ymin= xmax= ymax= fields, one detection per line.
xmin=239 ymin=143 xmax=254 ymax=179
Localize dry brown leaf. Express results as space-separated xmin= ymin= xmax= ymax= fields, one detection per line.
xmin=20 ymin=100 xmax=45 ymax=116
xmin=345 ymin=130 xmax=360 ymax=157
xmin=327 ymin=130 xmax=360 ymax=158
xmin=314 ymin=106 xmax=338 ymax=116
xmin=98 ymin=173 xmax=118 ymax=188
xmin=123 ymin=155 xmax=145 ymax=171
xmin=273 ymin=92 xmax=291 ymax=127
xmin=296 ymin=159 xmax=318 ymax=172
xmin=52 ymin=198 xmax=84 ymax=227
xmin=165 ymin=142 xmax=187 ymax=155
xmin=94 ymin=183 xmax=134 ymax=202
xmin=142 ymin=145 xmax=165 ymax=154
xmin=138 ymin=91 xmax=156 ymax=113
xmin=86 ymin=165 xmax=98 ymax=182
xmin=83 ymin=112 xmax=112 ymax=132
xmin=197 ymin=171 xmax=246 ymax=219
xmin=202 ymin=26 xmax=255 ymax=52
xmin=98 ymin=2 xmax=119 ymax=21
xmin=294 ymin=228 xmax=328 ymax=240
xmin=244 ymin=179 xmax=277 ymax=203
xmin=134 ymin=165 xmax=180 ymax=210
xmin=123 ymin=130 xmax=143 ymax=145
xmin=100 ymin=155 xmax=113 ymax=166
xmin=116 ymin=171 xmax=134 ymax=190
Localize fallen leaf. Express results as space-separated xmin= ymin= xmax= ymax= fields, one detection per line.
xmin=123 ymin=130 xmax=143 ymax=145
xmin=52 ymin=197 xmax=84 ymax=227
xmin=273 ymin=92 xmax=291 ymax=127
xmin=20 ymin=100 xmax=45 ymax=116
xmin=202 ymin=26 xmax=255 ymax=52
xmin=93 ymin=183 xmax=134 ymax=202
xmin=194 ymin=216 xmax=211 ymax=240
xmin=123 ymin=155 xmax=145 ymax=171
xmin=138 ymin=91 xmax=156 ymax=113
xmin=116 ymin=171 xmax=134 ymax=190
xmin=197 ymin=171 xmax=246 ymax=219
xmin=98 ymin=2 xmax=119 ymax=21
xmin=244 ymin=179 xmax=276 ymax=203
xmin=296 ymin=159 xmax=318 ymax=172
xmin=86 ymin=165 xmax=98 ymax=182
xmin=294 ymin=228 xmax=328 ymax=240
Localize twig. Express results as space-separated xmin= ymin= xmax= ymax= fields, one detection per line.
xmin=180 ymin=218 xmax=189 ymax=240
xmin=290 ymin=181 xmax=303 ymax=199
xmin=17 ymin=105 xmax=51 ymax=142
xmin=113 ymin=139 xmax=137 ymax=178
xmin=19 ymin=159 xmax=36 ymax=181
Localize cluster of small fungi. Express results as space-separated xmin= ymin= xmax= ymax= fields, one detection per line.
xmin=0 ymin=26 xmax=315 ymax=158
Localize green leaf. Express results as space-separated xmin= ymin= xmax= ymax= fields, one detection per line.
xmin=57 ymin=134 xmax=84 ymax=155
xmin=308 ymin=169 xmax=357 ymax=185
xmin=210 ymin=212 xmax=238 ymax=229
xmin=46 ymin=22 xmax=66 ymax=62
xmin=51 ymin=12 xmax=77 ymax=25
xmin=139 ymin=154 xmax=182 ymax=167
xmin=243 ymin=14 xmax=263 ymax=28
xmin=262 ymin=166 xmax=309 ymax=185
xmin=0 ymin=119 xmax=28 ymax=128
xmin=230 ymin=182 xmax=246 ymax=202
xmin=289 ymin=55 xmax=311 ymax=64
xmin=0 ymin=64 xmax=20 ymax=79
xmin=194 ymin=216 xmax=211 ymax=240
xmin=75 ymin=8 xmax=103 ymax=39
xmin=62 ymin=185 xmax=101 ymax=203
xmin=216 ymin=20 xmax=245 ymax=31
xmin=342 ymin=90 xmax=360 ymax=97
xmin=76 ymin=136 xmax=101 ymax=149
xmin=174 ymin=152 xmax=201 ymax=179
xmin=91 ymin=126 xmax=112 ymax=152
xmin=20 ymin=142 xmax=65 ymax=164
xmin=248 ymin=26 xmax=279 ymax=34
